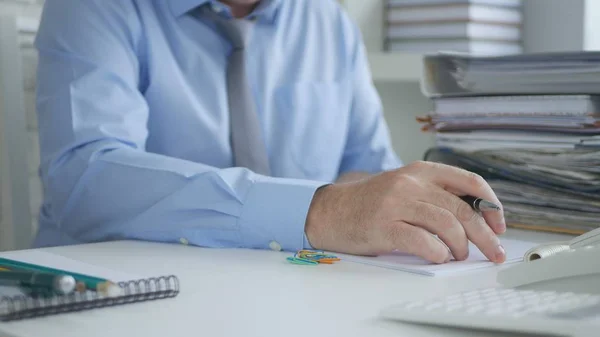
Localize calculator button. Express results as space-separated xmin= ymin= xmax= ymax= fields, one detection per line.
xmin=485 ymin=308 xmax=505 ymax=316
xmin=466 ymin=305 xmax=484 ymax=314
xmin=425 ymin=303 xmax=444 ymax=310
xmin=404 ymin=301 xmax=425 ymax=309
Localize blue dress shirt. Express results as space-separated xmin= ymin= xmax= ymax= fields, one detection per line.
xmin=32 ymin=0 xmax=401 ymax=251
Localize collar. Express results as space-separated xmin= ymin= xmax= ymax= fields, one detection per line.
xmin=169 ymin=0 xmax=281 ymax=24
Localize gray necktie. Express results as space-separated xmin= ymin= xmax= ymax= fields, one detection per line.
xmin=201 ymin=7 xmax=271 ymax=175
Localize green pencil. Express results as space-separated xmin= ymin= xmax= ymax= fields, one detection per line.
xmin=0 ymin=258 xmax=123 ymax=297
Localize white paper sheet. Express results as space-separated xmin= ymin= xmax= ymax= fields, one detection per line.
xmin=336 ymin=238 xmax=537 ymax=276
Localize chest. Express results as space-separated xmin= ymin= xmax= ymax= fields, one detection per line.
xmin=133 ymin=14 xmax=353 ymax=179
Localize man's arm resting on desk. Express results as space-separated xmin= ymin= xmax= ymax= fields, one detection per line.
xmin=34 ymin=0 xmax=323 ymax=252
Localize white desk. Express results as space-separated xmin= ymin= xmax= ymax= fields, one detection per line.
xmin=0 ymin=229 xmax=573 ymax=337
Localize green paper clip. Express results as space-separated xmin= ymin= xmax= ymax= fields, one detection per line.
xmin=286 ymin=257 xmax=318 ymax=265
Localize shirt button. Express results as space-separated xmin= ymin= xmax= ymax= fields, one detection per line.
xmin=211 ymin=3 xmax=223 ymax=12
xmin=269 ymin=241 xmax=282 ymax=251
xmin=179 ymin=238 xmax=189 ymax=245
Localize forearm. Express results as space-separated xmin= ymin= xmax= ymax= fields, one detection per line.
xmin=42 ymin=140 xmax=325 ymax=251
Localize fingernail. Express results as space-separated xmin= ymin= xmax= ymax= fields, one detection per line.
xmin=495 ymin=245 xmax=505 ymax=262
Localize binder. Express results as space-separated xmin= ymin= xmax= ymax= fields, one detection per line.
xmin=0 ymin=275 xmax=179 ymax=321
xmin=432 ymin=95 xmax=600 ymax=116
xmin=387 ymin=0 xmax=522 ymax=7
xmin=421 ymin=51 xmax=600 ymax=97
xmin=387 ymin=39 xmax=522 ymax=55
xmin=423 ymin=147 xmax=600 ymax=198
xmin=386 ymin=4 xmax=522 ymax=24
xmin=386 ymin=22 xmax=522 ymax=41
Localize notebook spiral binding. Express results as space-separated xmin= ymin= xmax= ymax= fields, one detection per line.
xmin=0 ymin=275 xmax=180 ymax=321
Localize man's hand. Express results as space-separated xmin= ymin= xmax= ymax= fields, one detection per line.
xmin=305 ymin=161 xmax=506 ymax=264
xmin=336 ymin=172 xmax=371 ymax=183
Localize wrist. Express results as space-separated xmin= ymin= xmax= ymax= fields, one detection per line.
xmin=305 ymin=184 xmax=333 ymax=250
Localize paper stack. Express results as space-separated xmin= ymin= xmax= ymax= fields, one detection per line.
xmin=418 ymin=51 xmax=600 ymax=235
xmin=384 ymin=0 xmax=523 ymax=55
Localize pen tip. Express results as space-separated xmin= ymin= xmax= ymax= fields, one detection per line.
xmin=480 ymin=200 xmax=501 ymax=211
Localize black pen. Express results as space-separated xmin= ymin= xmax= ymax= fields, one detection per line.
xmin=460 ymin=195 xmax=501 ymax=212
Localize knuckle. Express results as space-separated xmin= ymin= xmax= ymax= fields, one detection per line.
xmin=457 ymin=201 xmax=478 ymax=224
xmin=381 ymin=169 xmax=398 ymax=181
xmin=467 ymin=171 xmax=487 ymax=190
xmin=436 ymin=209 xmax=457 ymax=230
xmin=415 ymin=204 xmax=455 ymax=230
xmin=408 ymin=160 xmax=430 ymax=171
xmin=392 ymin=174 xmax=420 ymax=191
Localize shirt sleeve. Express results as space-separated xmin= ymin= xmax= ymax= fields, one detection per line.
xmin=338 ymin=18 xmax=403 ymax=175
xmin=34 ymin=0 xmax=325 ymax=251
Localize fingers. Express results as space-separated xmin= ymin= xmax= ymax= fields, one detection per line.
xmin=402 ymin=201 xmax=469 ymax=261
xmin=381 ymin=221 xmax=451 ymax=264
xmin=412 ymin=187 xmax=506 ymax=263
xmin=407 ymin=161 xmax=506 ymax=234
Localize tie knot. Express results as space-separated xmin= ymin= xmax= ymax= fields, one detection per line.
xmin=200 ymin=6 xmax=254 ymax=49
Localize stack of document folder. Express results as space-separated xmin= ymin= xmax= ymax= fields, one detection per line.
xmin=418 ymin=95 xmax=600 ymax=134
xmin=385 ymin=0 xmax=523 ymax=55
xmin=418 ymin=51 xmax=600 ymax=235
xmin=421 ymin=51 xmax=600 ymax=96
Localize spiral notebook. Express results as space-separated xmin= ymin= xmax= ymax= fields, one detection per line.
xmin=0 ymin=250 xmax=179 ymax=321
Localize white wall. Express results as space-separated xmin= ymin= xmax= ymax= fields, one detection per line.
xmin=0 ymin=0 xmax=43 ymax=250
xmin=583 ymin=0 xmax=600 ymax=51
xmin=523 ymin=0 xmax=600 ymax=53
xmin=343 ymin=0 xmax=435 ymax=164
xmin=0 ymin=0 xmax=43 ymax=17
xmin=378 ymin=82 xmax=434 ymax=164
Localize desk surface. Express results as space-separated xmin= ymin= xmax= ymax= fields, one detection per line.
xmin=0 ymin=229 xmax=573 ymax=337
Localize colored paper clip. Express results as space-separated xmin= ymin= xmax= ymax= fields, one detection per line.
xmin=289 ymin=250 xmax=341 ymax=265
xmin=286 ymin=257 xmax=318 ymax=265
xmin=314 ymin=258 xmax=340 ymax=264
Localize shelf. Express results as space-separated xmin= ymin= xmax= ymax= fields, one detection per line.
xmin=368 ymin=52 xmax=424 ymax=83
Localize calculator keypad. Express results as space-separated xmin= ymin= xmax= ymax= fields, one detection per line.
xmin=399 ymin=288 xmax=600 ymax=319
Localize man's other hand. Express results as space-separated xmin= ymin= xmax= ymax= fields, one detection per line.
xmin=305 ymin=161 xmax=506 ymax=264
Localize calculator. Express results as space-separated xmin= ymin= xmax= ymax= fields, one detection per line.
xmin=380 ymin=287 xmax=600 ymax=337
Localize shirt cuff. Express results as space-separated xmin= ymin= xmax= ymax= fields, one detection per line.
xmin=238 ymin=177 xmax=327 ymax=252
